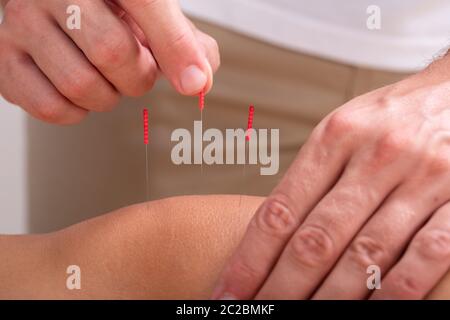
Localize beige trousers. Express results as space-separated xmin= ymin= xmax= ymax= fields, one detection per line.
xmin=27 ymin=19 xmax=408 ymax=232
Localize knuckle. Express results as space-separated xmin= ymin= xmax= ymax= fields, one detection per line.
xmin=141 ymin=72 xmax=157 ymax=93
xmin=308 ymin=124 xmax=326 ymax=145
xmin=413 ymin=228 xmax=450 ymax=261
xmin=389 ymin=272 xmax=422 ymax=299
xmin=89 ymin=32 xmax=136 ymax=68
xmin=32 ymin=100 xmax=66 ymax=124
xmin=60 ymin=70 xmax=98 ymax=102
xmin=322 ymin=111 xmax=355 ymax=141
xmin=369 ymin=131 xmax=414 ymax=170
xmin=128 ymin=82 xmax=153 ymax=98
xmin=288 ymin=225 xmax=334 ymax=268
xmin=252 ymin=196 xmax=298 ymax=239
xmin=376 ymin=131 xmax=413 ymax=156
xmin=126 ymin=67 xmax=157 ymax=97
xmin=374 ymin=94 xmax=395 ymax=110
xmin=348 ymin=235 xmax=388 ymax=270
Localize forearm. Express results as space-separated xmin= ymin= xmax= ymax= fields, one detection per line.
xmin=0 ymin=234 xmax=56 ymax=299
xmin=0 ymin=195 xmax=448 ymax=299
xmin=0 ymin=195 xmax=261 ymax=299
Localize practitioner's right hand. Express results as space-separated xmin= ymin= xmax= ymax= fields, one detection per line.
xmin=0 ymin=0 xmax=220 ymax=124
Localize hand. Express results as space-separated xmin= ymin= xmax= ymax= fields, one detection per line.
xmin=0 ymin=0 xmax=219 ymax=124
xmin=212 ymin=56 xmax=450 ymax=300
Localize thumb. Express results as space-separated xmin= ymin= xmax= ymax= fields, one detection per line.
xmin=117 ymin=0 xmax=214 ymax=95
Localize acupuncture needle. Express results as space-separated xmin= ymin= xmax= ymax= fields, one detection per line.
xmin=238 ymin=105 xmax=255 ymax=214
xmin=143 ymin=108 xmax=150 ymax=210
xmin=199 ymin=90 xmax=205 ymax=178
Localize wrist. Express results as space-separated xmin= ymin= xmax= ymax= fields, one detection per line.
xmin=359 ymin=57 xmax=450 ymax=115
xmin=384 ymin=51 xmax=450 ymax=103
xmin=414 ymin=46 xmax=450 ymax=85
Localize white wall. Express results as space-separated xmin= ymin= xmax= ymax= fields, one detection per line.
xmin=0 ymin=6 xmax=26 ymax=234
xmin=0 ymin=97 xmax=28 ymax=234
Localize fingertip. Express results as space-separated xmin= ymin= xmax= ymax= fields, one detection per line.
xmin=177 ymin=56 xmax=214 ymax=96
xmin=179 ymin=64 xmax=208 ymax=95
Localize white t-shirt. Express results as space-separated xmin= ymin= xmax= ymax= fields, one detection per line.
xmin=180 ymin=0 xmax=450 ymax=72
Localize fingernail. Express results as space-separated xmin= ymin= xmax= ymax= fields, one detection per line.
xmin=180 ymin=65 xmax=207 ymax=95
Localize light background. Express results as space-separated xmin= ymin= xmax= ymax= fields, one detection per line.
xmin=0 ymin=6 xmax=28 ymax=234
xmin=0 ymin=97 xmax=27 ymax=233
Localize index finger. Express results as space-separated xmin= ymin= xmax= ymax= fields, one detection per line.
xmin=210 ymin=120 xmax=354 ymax=299
xmin=117 ymin=0 xmax=214 ymax=95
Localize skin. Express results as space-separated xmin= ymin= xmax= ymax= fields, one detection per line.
xmin=0 ymin=195 xmax=258 ymax=299
xmin=0 ymin=0 xmax=220 ymax=124
xmin=0 ymin=0 xmax=448 ymax=301
xmin=0 ymin=195 xmax=449 ymax=299
xmin=214 ymin=53 xmax=450 ymax=300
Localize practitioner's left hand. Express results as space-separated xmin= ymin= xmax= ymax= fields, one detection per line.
xmin=212 ymin=54 xmax=450 ymax=300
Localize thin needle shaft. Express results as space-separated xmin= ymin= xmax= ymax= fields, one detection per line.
xmin=237 ymin=105 xmax=255 ymax=215
xmin=199 ymin=91 xmax=205 ymax=185
xmin=145 ymin=144 xmax=149 ymax=203
xmin=201 ymin=109 xmax=203 ymax=177
xmin=237 ymin=140 xmax=248 ymax=214
xmin=143 ymin=108 xmax=150 ymax=211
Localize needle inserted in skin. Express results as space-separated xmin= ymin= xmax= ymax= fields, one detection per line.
xmin=143 ymin=108 xmax=150 ymax=209
xmin=199 ymin=91 xmax=205 ymax=178
xmin=238 ymin=105 xmax=255 ymax=214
